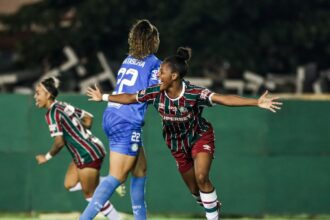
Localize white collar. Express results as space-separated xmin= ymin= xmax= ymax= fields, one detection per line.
xmin=165 ymin=81 xmax=185 ymax=101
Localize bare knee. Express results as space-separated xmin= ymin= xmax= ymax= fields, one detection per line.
xmin=132 ymin=165 xmax=147 ymax=177
xmin=195 ymin=173 xmax=210 ymax=187
xmin=83 ymin=190 xmax=94 ymax=199
xmin=64 ymin=180 xmax=78 ymax=191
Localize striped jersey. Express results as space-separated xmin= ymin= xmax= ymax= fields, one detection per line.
xmin=137 ymin=81 xmax=215 ymax=152
xmin=105 ymin=54 xmax=161 ymax=129
xmin=45 ymin=101 xmax=106 ymax=165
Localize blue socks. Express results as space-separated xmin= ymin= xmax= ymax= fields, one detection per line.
xmin=80 ymin=175 xmax=120 ymax=220
xmin=130 ymin=176 xmax=147 ymax=220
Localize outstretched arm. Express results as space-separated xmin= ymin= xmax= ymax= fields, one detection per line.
xmin=35 ymin=135 xmax=66 ymax=165
xmin=211 ymin=90 xmax=282 ymax=113
xmin=86 ymin=85 xmax=137 ymax=104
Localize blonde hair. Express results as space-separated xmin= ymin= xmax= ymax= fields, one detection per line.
xmin=128 ymin=19 xmax=160 ymax=60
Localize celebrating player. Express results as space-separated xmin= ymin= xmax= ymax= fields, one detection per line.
xmin=86 ymin=47 xmax=282 ymax=220
xmin=34 ymin=77 xmax=121 ymax=220
xmin=80 ymin=19 xmax=161 ymax=220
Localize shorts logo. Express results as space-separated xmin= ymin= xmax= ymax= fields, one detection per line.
xmin=131 ymin=143 xmax=139 ymax=152
xmin=203 ymin=144 xmax=211 ymax=151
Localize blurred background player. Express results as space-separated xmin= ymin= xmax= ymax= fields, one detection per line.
xmin=34 ymin=77 xmax=121 ymax=220
xmin=86 ymin=47 xmax=282 ymax=220
xmin=80 ymin=19 xmax=161 ymax=220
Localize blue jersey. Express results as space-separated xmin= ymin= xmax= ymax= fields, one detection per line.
xmin=104 ymin=54 xmax=161 ymax=129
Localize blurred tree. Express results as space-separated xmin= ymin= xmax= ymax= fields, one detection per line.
xmin=0 ymin=0 xmax=329 ymax=77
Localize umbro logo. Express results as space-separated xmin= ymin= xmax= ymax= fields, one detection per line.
xmin=203 ymin=144 xmax=211 ymax=151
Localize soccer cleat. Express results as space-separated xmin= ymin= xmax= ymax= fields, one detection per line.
xmin=115 ymin=184 xmax=126 ymax=197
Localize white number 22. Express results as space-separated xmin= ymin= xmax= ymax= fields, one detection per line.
xmin=131 ymin=131 xmax=141 ymax=142
xmin=115 ymin=68 xmax=138 ymax=94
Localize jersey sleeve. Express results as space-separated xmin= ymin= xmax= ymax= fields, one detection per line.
xmin=197 ymin=87 xmax=215 ymax=107
xmin=45 ymin=108 xmax=63 ymax=137
xmin=62 ymin=102 xmax=93 ymax=119
xmin=136 ymin=85 xmax=161 ymax=104
xmin=148 ymin=59 xmax=161 ymax=87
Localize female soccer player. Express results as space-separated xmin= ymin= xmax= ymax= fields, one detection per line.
xmin=80 ymin=19 xmax=161 ymax=220
xmin=86 ymin=47 xmax=282 ymax=220
xmin=34 ymin=77 xmax=120 ymax=220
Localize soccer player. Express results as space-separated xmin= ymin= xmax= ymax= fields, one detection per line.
xmin=34 ymin=77 xmax=121 ymax=220
xmin=80 ymin=19 xmax=161 ymax=220
xmin=86 ymin=47 xmax=282 ymax=220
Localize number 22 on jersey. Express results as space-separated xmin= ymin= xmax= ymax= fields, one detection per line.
xmin=115 ymin=68 xmax=138 ymax=94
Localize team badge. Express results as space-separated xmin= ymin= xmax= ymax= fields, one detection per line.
xmin=179 ymin=107 xmax=188 ymax=113
xmin=131 ymin=143 xmax=139 ymax=152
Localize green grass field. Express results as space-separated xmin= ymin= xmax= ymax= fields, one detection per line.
xmin=0 ymin=213 xmax=329 ymax=220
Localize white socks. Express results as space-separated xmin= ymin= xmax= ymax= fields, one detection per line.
xmin=86 ymin=198 xmax=121 ymax=220
xmin=69 ymin=176 xmax=107 ymax=192
xmin=200 ymin=189 xmax=220 ymax=220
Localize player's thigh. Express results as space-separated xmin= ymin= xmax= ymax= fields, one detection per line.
xmin=193 ymin=152 xmax=213 ymax=179
xmin=77 ymin=167 xmax=100 ymax=197
xmin=131 ymin=147 xmax=147 ymax=177
xmin=64 ymin=161 xmax=79 ymax=189
xmin=109 ymin=151 xmax=137 ymax=182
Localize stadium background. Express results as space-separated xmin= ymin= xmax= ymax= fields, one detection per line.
xmin=0 ymin=0 xmax=330 ymax=219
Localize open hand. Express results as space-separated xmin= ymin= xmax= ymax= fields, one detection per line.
xmin=35 ymin=154 xmax=48 ymax=165
xmin=86 ymin=84 xmax=102 ymax=101
xmin=258 ymin=90 xmax=282 ymax=113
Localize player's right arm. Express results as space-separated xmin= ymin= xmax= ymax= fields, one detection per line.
xmin=87 ymin=85 xmax=138 ymax=104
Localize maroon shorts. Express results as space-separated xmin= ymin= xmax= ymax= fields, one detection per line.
xmin=171 ymin=128 xmax=215 ymax=173
xmin=76 ymin=158 xmax=103 ymax=170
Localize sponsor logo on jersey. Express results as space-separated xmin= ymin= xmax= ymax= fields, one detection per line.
xmin=64 ymin=104 xmax=75 ymax=116
xmin=151 ymin=69 xmax=159 ymax=81
xmin=200 ymin=89 xmax=210 ymax=100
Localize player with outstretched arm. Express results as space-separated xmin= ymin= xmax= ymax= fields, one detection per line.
xmin=87 ymin=47 xmax=282 ymax=220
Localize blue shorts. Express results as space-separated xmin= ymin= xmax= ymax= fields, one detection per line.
xmin=103 ymin=114 xmax=143 ymax=156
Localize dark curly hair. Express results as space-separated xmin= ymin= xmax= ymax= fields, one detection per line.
xmin=128 ymin=19 xmax=160 ymax=60
xmin=163 ymin=47 xmax=192 ymax=79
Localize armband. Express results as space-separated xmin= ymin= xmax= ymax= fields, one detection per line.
xmin=102 ymin=94 xmax=109 ymax=102
xmin=45 ymin=152 xmax=53 ymax=161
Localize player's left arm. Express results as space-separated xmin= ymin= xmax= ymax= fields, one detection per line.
xmin=211 ymin=90 xmax=282 ymax=113
xmin=35 ymin=135 xmax=66 ymax=165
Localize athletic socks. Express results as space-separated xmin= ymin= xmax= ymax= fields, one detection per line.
xmin=68 ymin=176 xmax=107 ymax=192
xmin=200 ymin=189 xmax=221 ymax=220
xmin=85 ymin=198 xmax=120 ymax=220
xmin=130 ymin=176 xmax=147 ymax=220
xmin=80 ymin=175 xmax=121 ymax=220
xmin=192 ymin=193 xmax=203 ymax=207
